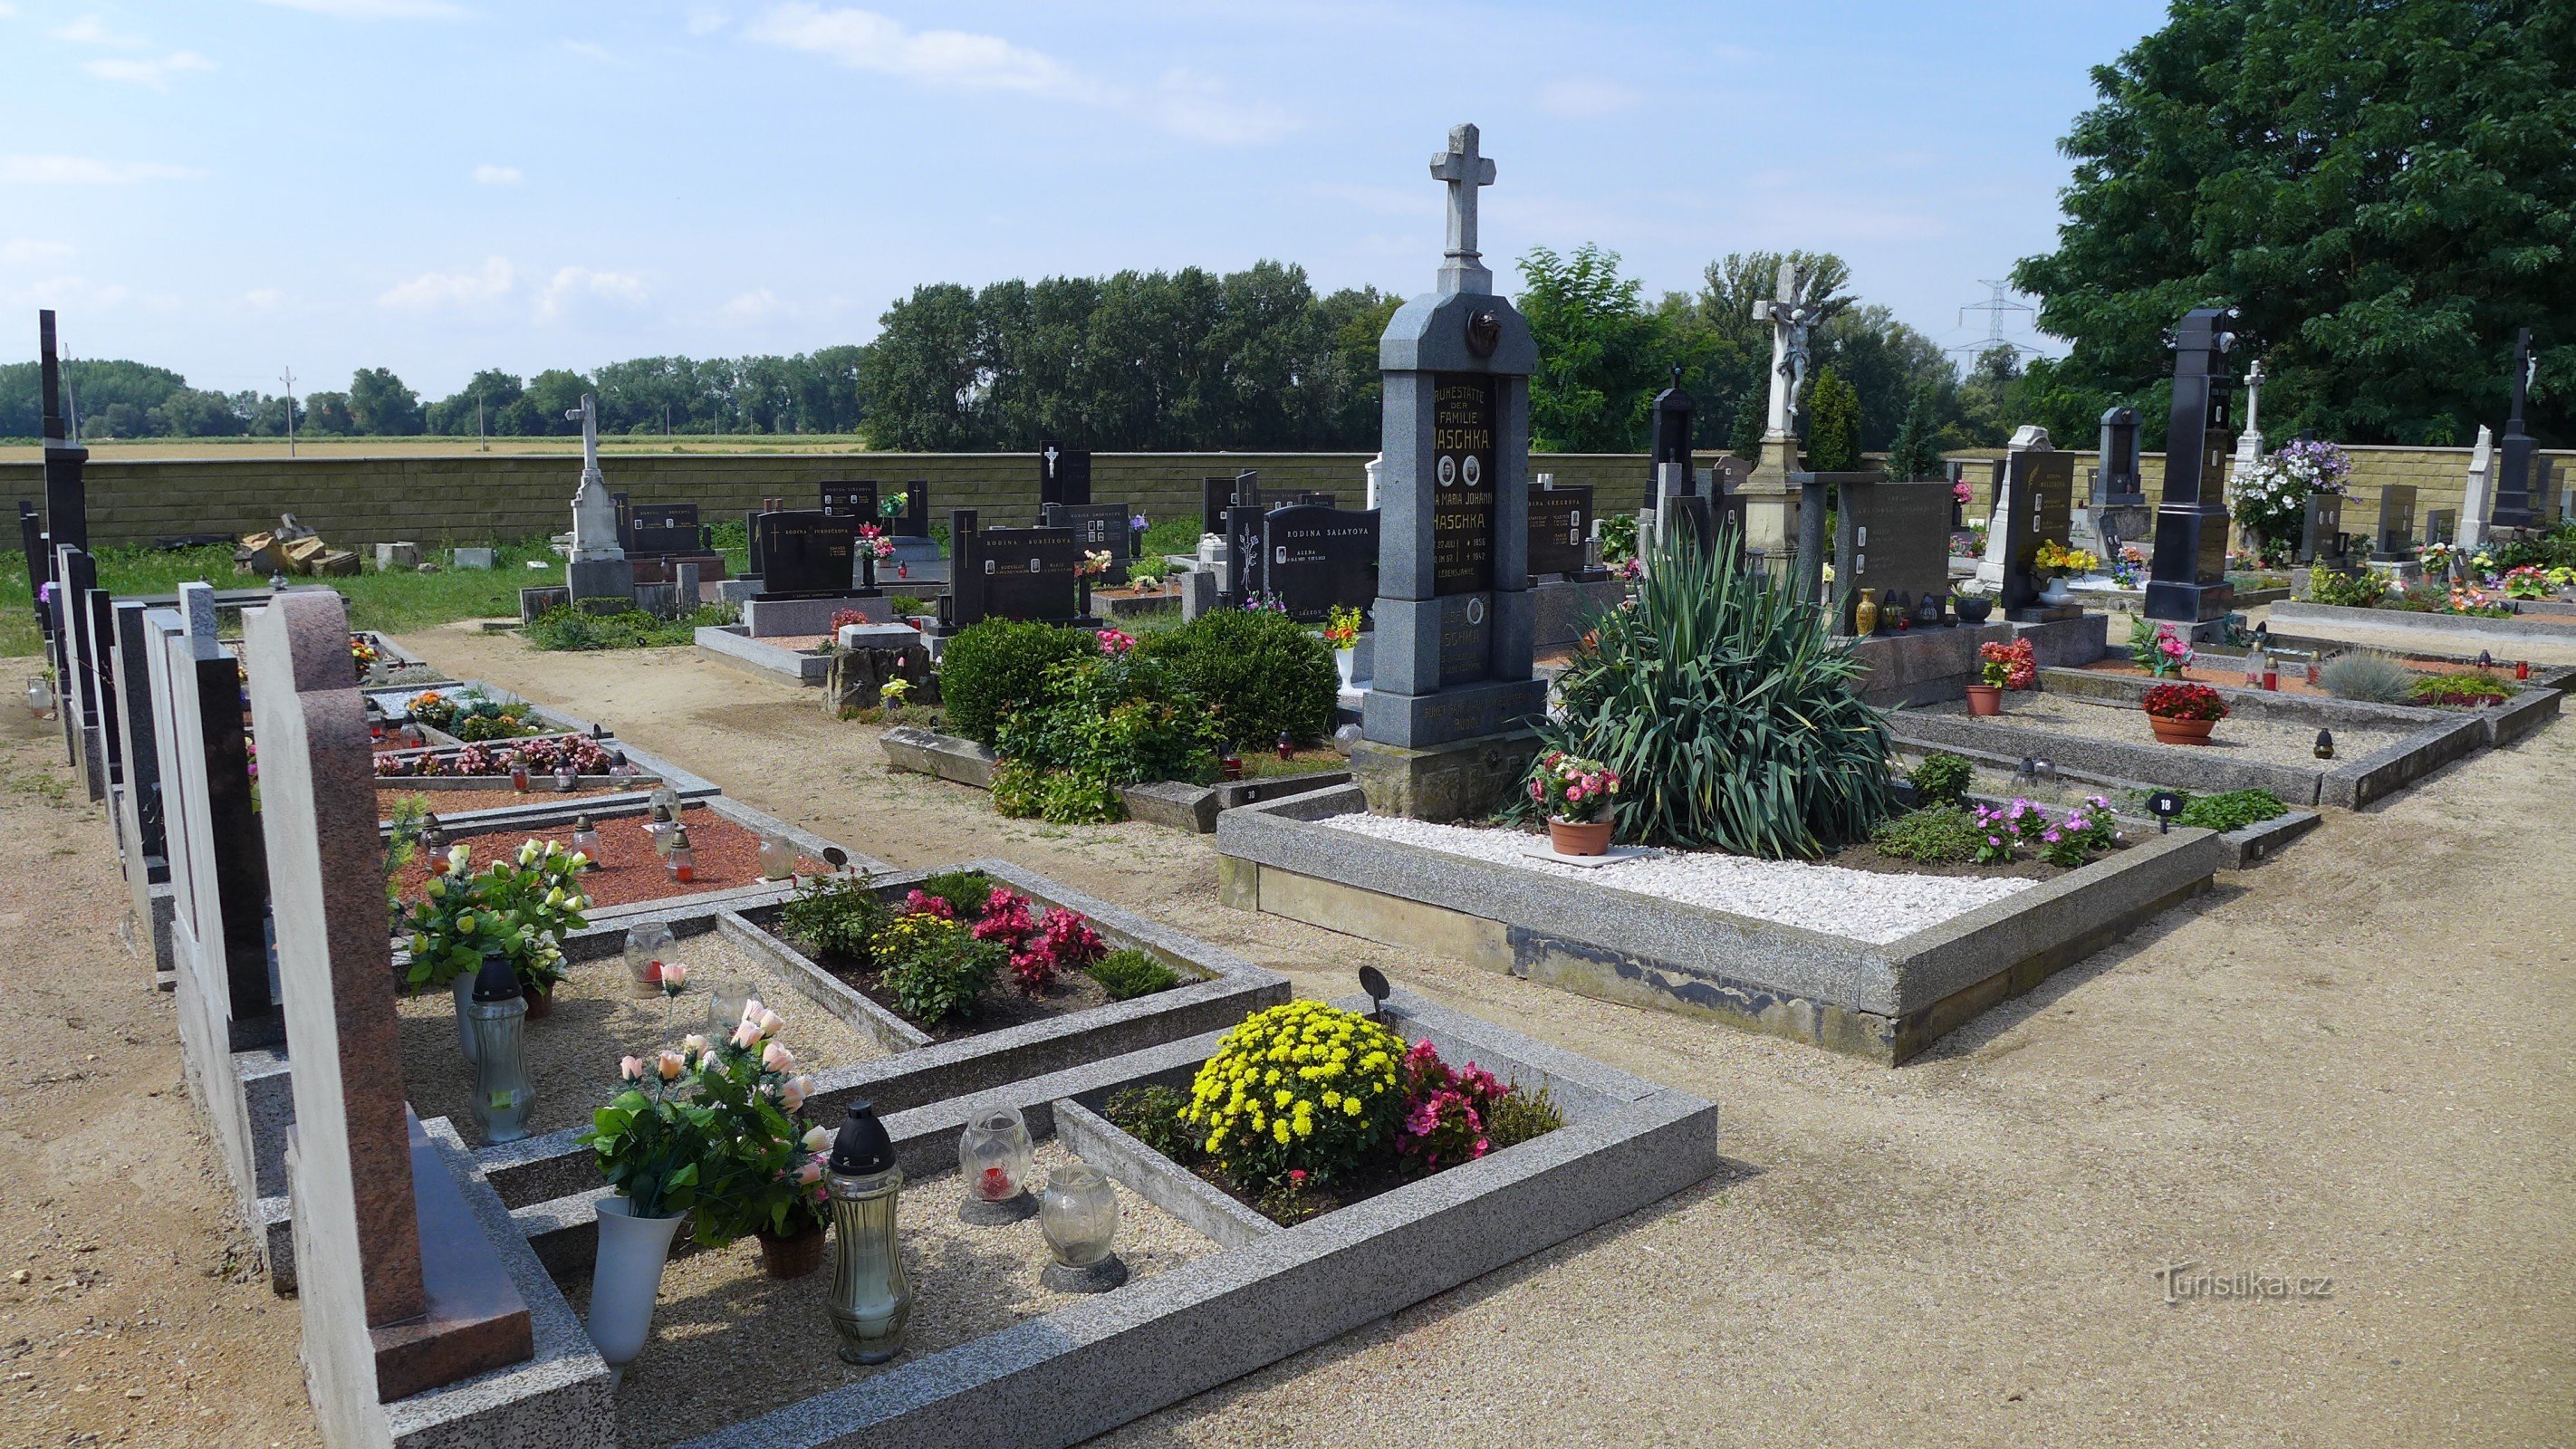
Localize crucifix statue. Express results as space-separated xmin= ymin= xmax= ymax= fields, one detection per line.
xmin=565 ymin=392 xmax=620 ymax=560
xmin=1751 ymin=263 xmax=1825 ymax=438
xmin=1042 ymin=441 xmax=1060 ymax=480
xmin=1430 ymin=123 xmax=1497 ymax=295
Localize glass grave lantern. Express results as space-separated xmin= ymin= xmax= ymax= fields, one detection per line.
xmin=956 ymin=1105 xmax=1038 ymax=1223
xmin=825 ymin=1100 xmax=911 ymax=1364
xmin=466 ymin=955 xmax=534 ymax=1144
xmin=708 ymin=982 xmax=758 ymax=1032
xmin=24 ymin=675 xmax=54 ymax=719
xmin=1037 ymin=1162 xmax=1127 ymax=1292
xmin=624 ymin=919 xmax=675 ymax=994
xmin=553 ymin=762 xmax=579 ymax=792
xmin=665 ymin=825 xmax=696 ymax=884
xmin=757 ymin=831 xmax=798 ymax=882
xmin=568 ymin=814 xmax=603 ymax=865
xmin=643 ymin=802 xmax=678 ymax=857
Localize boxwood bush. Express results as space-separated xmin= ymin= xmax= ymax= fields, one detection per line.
xmin=937 ymin=619 xmax=1099 ymax=747
xmin=1140 ymin=606 xmax=1339 ymax=747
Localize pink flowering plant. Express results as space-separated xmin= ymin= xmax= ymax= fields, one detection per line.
xmin=1968 ymin=795 xmax=2120 ymax=868
xmin=855 ymin=523 xmax=897 ymax=560
xmin=1525 ymin=750 xmax=1621 ymax=825
xmin=2127 ymin=617 xmax=2193 ymax=678
xmin=582 ymin=1001 xmax=822 ymax=1243
xmin=1095 ymin=628 xmax=1138 ymax=655
xmin=1010 ymin=906 xmax=1106 ymax=995
xmin=1395 ymin=1041 xmax=1512 ymax=1176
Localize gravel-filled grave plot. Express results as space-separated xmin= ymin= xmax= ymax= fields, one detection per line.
xmin=1324 ymin=814 xmax=2033 ymax=945
xmin=1920 ymin=692 xmax=2415 ymax=764
xmin=390 ymin=804 xmax=818 ymax=909
xmin=558 ymin=1139 xmax=1215 ymax=1449
xmin=397 ymin=931 xmax=888 ymax=1146
xmin=376 ymin=782 xmax=635 ymax=817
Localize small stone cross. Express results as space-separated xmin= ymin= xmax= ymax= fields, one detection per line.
xmin=564 ymin=393 xmax=601 ymax=479
xmin=1430 ymin=123 xmax=1497 ymax=291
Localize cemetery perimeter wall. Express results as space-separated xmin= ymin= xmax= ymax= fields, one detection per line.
xmin=7 ymin=442 xmax=2561 ymax=553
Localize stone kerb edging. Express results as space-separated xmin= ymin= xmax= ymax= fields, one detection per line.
xmin=879 ymin=724 xmax=1352 ymax=833
xmin=695 ymin=624 xmax=834 ymax=686
xmin=2265 ymin=600 xmax=2576 ymax=645
xmin=1216 ymin=786 xmax=2226 ymax=1064
xmin=2038 ymin=664 xmax=2562 ymax=749
xmin=488 ymin=990 xmax=1718 ymax=1449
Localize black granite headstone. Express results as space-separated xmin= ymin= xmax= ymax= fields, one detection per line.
xmin=1430 ymin=374 xmax=1499 ymax=596
xmin=17 ymin=501 xmax=49 ymax=644
xmin=1834 ymin=478 xmax=1955 ymax=634
xmin=2144 ymin=308 xmax=2240 ymax=627
xmin=2493 ymin=328 xmax=2537 ymax=530
xmin=945 ymin=509 xmax=1084 ymax=629
xmin=629 ymin=503 xmax=704 ymax=558
xmin=2298 ymin=492 xmax=2348 ymax=567
xmin=752 ymin=511 xmax=858 ymax=599
xmin=1039 ymin=502 xmax=1134 ymax=561
xmin=2372 ymin=485 xmax=2417 ymax=561
xmin=2423 ymin=508 xmax=2457 ymax=548
xmin=892 ymin=482 xmax=931 ymax=539
xmin=821 ymin=481 xmax=879 ymax=521
xmin=1263 ymin=504 xmax=1379 ymax=621
xmin=1996 ymin=445 xmax=2077 ymax=618
xmin=1224 ymin=504 xmax=1267 ymax=602
xmin=1648 ymin=373 xmax=1694 ymax=511
xmin=1039 ymin=441 xmax=1092 ymax=509
xmin=1525 ymin=484 xmax=1592 ymax=579
xmin=1203 ymin=472 xmax=1260 ymax=535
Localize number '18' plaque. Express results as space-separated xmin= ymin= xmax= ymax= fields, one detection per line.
xmin=1431 ymin=373 xmax=1496 ymax=595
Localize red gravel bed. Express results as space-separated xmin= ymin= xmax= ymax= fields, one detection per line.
xmin=394 ymin=805 xmax=817 ymax=909
xmin=377 ymin=782 xmax=633 ymax=817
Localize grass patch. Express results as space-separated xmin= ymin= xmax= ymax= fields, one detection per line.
xmin=523 ymin=603 xmax=738 ymax=651
xmin=1138 ymin=516 xmax=1202 ymax=559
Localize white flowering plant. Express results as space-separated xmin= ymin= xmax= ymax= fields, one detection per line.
xmin=399 ymin=839 xmax=591 ymax=994
xmin=2230 ymin=440 xmax=2351 ymax=562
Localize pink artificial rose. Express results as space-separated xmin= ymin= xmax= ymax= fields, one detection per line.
xmin=659 ymin=961 xmax=688 ymax=989
xmin=655 ymin=1051 xmax=686 ymax=1081
xmin=793 ymin=1156 xmax=825 ymax=1185
xmin=619 ymin=1055 xmax=646 ymax=1081
xmin=757 ymin=1008 xmax=785 ymax=1036
xmin=731 ymin=1022 xmax=761 ymax=1050
xmin=762 ymin=1041 xmax=795 ymax=1074
xmin=780 ymin=1081 xmax=805 ymax=1111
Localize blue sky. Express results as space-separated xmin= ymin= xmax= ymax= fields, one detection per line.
xmin=0 ymin=0 xmax=2167 ymax=399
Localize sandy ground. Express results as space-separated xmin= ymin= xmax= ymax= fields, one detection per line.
xmin=5 ymin=618 xmax=2571 ymax=1448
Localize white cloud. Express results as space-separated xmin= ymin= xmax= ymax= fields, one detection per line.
xmin=0 ymin=238 xmax=75 ymax=267
xmin=561 ymin=39 xmax=616 ymax=62
xmin=471 ymin=163 xmax=523 ymax=186
xmin=0 ymin=5 xmax=21 ymax=19
xmin=247 ymin=0 xmax=468 ymax=16
xmin=719 ymin=288 xmax=781 ymax=321
xmin=686 ymin=5 xmax=727 ymax=35
xmin=2 ymin=275 xmax=132 ymax=311
xmin=53 ymin=15 xmax=146 ymax=46
xmin=536 ymin=265 xmax=648 ymax=321
xmin=85 ymin=51 xmax=216 ymax=89
xmin=0 ymin=154 xmax=202 ymax=184
xmin=1537 ymin=77 xmax=1639 ymax=120
xmin=245 ymin=288 xmax=285 ymax=309
xmin=379 ymin=255 xmax=514 ymax=310
xmin=748 ymin=4 xmax=1292 ymax=143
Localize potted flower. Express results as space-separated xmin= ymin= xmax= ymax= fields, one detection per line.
xmin=1526 ymin=751 xmax=1620 ymax=856
xmin=1967 ymin=638 xmax=2034 ymax=715
xmin=1322 ymin=605 xmax=1364 ymax=688
xmin=2141 ymin=681 xmax=2228 ymax=744
xmin=2030 ymin=541 xmax=2100 ymax=605
xmin=401 ymin=840 xmax=591 ymax=1057
xmin=2127 ymin=617 xmax=2192 ymax=678
xmin=579 ymin=1047 xmax=715 ymax=1367
xmin=695 ymin=1001 xmax=832 ymax=1278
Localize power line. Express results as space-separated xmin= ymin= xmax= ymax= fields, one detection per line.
xmin=1951 ymin=280 xmax=2043 ymax=357
xmin=279 ymin=366 xmax=297 ymax=457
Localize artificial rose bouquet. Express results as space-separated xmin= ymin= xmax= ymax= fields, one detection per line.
xmin=1525 ymin=750 xmax=1621 ymax=824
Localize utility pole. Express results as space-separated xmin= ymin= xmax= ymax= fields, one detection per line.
xmin=665 ymin=403 xmax=671 ymax=438
xmin=279 ymin=366 xmax=298 ymax=456
xmin=1951 ymin=281 xmax=2042 ymax=359
xmin=478 ymin=397 xmax=486 ymax=452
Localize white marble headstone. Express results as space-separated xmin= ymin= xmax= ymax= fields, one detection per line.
xmin=2460 ymin=425 xmax=2496 ymax=547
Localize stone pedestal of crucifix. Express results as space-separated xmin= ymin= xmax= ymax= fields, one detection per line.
xmin=1351 ymin=122 xmax=1547 ymax=821
xmin=1742 ymin=263 xmax=1824 ymax=561
xmin=562 ymin=392 xmax=635 ymax=609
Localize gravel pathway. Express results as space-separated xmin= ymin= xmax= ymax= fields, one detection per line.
xmin=1922 ymin=692 xmax=2413 ymax=764
xmin=1323 ymin=815 xmax=2032 ymax=944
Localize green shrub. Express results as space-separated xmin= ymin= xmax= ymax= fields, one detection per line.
xmin=1102 ymin=1085 xmax=1197 ymax=1162
xmin=1141 ymin=607 xmax=1338 ymax=747
xmin=2410 ymin=670 xmax=2513 ymax=706
xmin=777 ymin=875 xmax=889 ymax=962
xmin=2316 ymin=650 xmax=2415 ymax=703
xmin=1139 ymin=515 xmax=1203 ymax=560
xmin=914 ymin=869 xmax=996 ymax=917
xmin=2307 ymin=566 xmax=2387 ymax=609
xmin=1089 ymin=948 xmax=1182 ymax=1001
xmin=2172 ymin=789 xmax=2288 ymax=832
xmin=1597 ymin=513 xmax=1639 ymax=564
xmin=937 ymin=619 xmax=1100 ymax=747
xmin=1485 ymin=1083 xmax=1565 ymax=1152
xmin=1908 ymin=752 xmax=1974 ymax=807
xmin=889 ymin=593 xmax=929 ymax=616
xmin=991 ymin=649 xmax=1223 ymax=823
xmin=872 ymin=913 xmax=1002 ymax=1026
xmin=1542 ymin=522 xmax=1897 ymax=858
xmin=524 ymin=604 xmax=738 ymax=652
xmin=1870 ymin=805 xmax=1985 ymax=863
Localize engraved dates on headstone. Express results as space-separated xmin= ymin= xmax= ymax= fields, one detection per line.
xmin=1431 ymin=374 xmax=1498 ymax=595
xmin=1264 ymin=505 xmax=1379 ymax=621
xmin=820 ymin=481 xmax=879 ymax=521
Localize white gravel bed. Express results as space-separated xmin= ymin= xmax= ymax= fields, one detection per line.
xmin=1923 ymin=692 xmax=2412 ymax=765
xmin=1323 ymin=814 xmax=2033 ymax=945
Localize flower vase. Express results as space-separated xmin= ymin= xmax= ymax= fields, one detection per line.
xmin=1334 ymin=648 xmax=1357 ymax=690
xmin=1852 ymin=589 xmax=1880 ymax=637
xmin=757 ymin=1227 xmax=828 ymax=1280
xmin=588 ymin=1196 xmax=687 ymax=1367
xmin=2037 ymin=573 xmax=2076 ymax=607
xmin=1546 ymin=818 xmax=1614 ymax=857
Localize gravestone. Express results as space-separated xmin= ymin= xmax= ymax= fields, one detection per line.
xmin=751 ymin=511 xmax=858 ymax=599
xmin=1976 ymin=428 xmax=2078 ymax=620
xmin=1222 ymin=504 xmax=1268 ymax=603
xmin=240 ymin=590 xmax=533 ymax=1414
xmin=562 ymin=394 xmax=634 ymax=607
xmin=2536 ymin=456 xmax=2564 ymax=525
xmin=1526 ymin=482 xmax=1593 ymax=579
xmin=38 ymin=312 xmax=86 ymax=770
xmin=2077 ymin=405 xmax=2151 ymax=561
xmin=157 ymin=581 xmax=276 ymax=1051
xmin=1356 ymin=122 xmax=1545 ymax=818
xmin=1039 ymin=441 xmax=1092 ymax=510
xmin=820 ymin=481 xmax=879 ymax=521
xmin=2144 ymin=307 xmax=2240 ymax=631
xmin=2371 ymin=485 xmax=2417 ymax=561
xmin=2423 ymin=508 xmax=2457 ymax=548
xmin=2492 ymin=328 xmax=2538 ymax=531
xmin=2298 ymin=492 xmax=2350 ymax=569
xmin=55 ymin=545 xmax=111 ymax=796
xmin=1263 ymin=504 xmax=1379 ymax=621
xmin=626 ymin=503 xmax=703 ymax=559
xmin=940 ymin=510 xmax=1088 ymax=631
xmin=16 ymin=500 xmax=49 ymax=645
xmin=108 ymin=601 xmax=169 ymax=968
xmin=2459 ymin=426 xmax=2496 ymax=548
xmin=1040 ymin=502 xmax=1136 ymax=570
xmin=2228 ymin=359 xmax=2267 ymax=483
xmin=890 ymin=481 xmax=931 ymax=539
xmin=1203 ymin=472 xmax=1261 ymax=535
xmin=1833 ymin=477 xmax=1956 ymax=635
xmin=1647 ymin=371 xmax=1693 ymax=511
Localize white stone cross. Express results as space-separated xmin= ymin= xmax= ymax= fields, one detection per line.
xmin=564 ymin=393 xmax=601 ymax=481
xmin=1430 ymin=123 xmax=1497 ymax=293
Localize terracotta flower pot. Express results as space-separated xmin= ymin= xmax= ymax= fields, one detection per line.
xmin=1547 ymin=818 xmax=1614 ymax=857
xmin=2147 ymin=714 xmax=2216 ymax=745
xmin=521 ymin=981 xmax=553 ymax=1020
xmin=757 ymin=1226 xmax=827 ymax=1280
xmin=1966 ymin=684 xmax=2004 ymax=716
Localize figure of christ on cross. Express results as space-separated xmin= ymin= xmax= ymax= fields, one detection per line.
xmin=1430 ymin=123 xmax=1497 ymax=295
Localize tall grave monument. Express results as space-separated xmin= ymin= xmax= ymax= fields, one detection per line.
xmin=1355 ymin=124 xmax=1545 ymax=820
xmin=1039 ymin=440 xmax=1093 ymax=511
xmin=2074 ymin=405 xmax=2152 ymax=561
xmin=2491 ymin=328 xmax=2539 ymax=532
xmin=562 ymin=394 xmax=634 ymax=609
xmin=2143 ymin=307 xmax=2240 ymax=636
xmin=1740 ymin=264 xmax=1827 ymax=557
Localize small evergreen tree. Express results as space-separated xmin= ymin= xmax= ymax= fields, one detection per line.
xmin=1885 ymin=389 xmax=1946 ymax=480
xmin=1729 ymin=390 xmax=1767 ymax=460
xmin=1803 ymin=368 xmax=1861 ymax=472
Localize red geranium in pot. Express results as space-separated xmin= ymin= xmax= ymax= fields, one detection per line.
xmin=1967 ymin=638 xmax=2035 ymax=716
xmin=2141 ymin=681 xmax=2228 ymax=744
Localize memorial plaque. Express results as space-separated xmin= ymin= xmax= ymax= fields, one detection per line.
xmin=1436 ymin=593 xmax=1492 ymax=686
xmin=1039 ymin=441 xmax=1092 ymax=509
xmin=1525 ymin=484 xmax=1591 ymax=578
xmin=821 ymin=481 xmax=879 ymax=521
xmin=1431 ymin=373 xmax=1498 ymax=595
xmin=2373 ymin=485 xmax=2417 ymax=560
xmin=2299 ymin=492 xmax=2347 ymax=567
xmin=948 ymin=510 xmax=1083 ymax=628
xmin=628 ymin=503 xmax=703 ymax=558
xmin=1264 ymin=504 xmax=1379 ymax=620
xmin=752 ymin=511 xmax=857 ymax=598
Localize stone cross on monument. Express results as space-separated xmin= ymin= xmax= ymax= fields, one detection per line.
xmin=1430 ymin=124 xmax=1497 ymax=295
xmin=566 ymin=393 xmax=620 ymax=562
xmin=2230 ymin=359 xmax=2267 ymax=479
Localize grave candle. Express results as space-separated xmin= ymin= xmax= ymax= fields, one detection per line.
xmin=466 ymin=955 xmax=533 ymax=1145
xmin=956 ymin=1106 xmax=1037 ymax=1224
xmin=1276 ymin=730 xmax=1293 ymax=763
xmin=1038 ymin=1163 xmax=1125 ymax=1293
xmin=758 ymin=832 xmax=797 ymax=882
xmin=624 ymin=920 xmax=673 ymax=993
xmin=553 ymin=763 xmax=577 ymax=792
xmin=825 ymin=1101 xmax=910 ymax=1365
xmin=24 ymin=674 xmax=53 ymax=718
xmin=510 ymin=763 xmax=529 ymax=792
xmin=666 ymin=825 xmax=695 ymax=883
xmin=569 ymin=814 xmax=602 ymax=864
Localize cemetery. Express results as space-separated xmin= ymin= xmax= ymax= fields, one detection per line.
xmin=5 ymin=9 xmax=2574 ymax=1435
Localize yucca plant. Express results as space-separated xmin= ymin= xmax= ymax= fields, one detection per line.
xmin=1540 ymin=521 xmax=1898 ymax=859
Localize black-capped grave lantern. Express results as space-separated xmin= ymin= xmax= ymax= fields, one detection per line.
xmin=825 ymin=1101 xmax=910 ymax=1365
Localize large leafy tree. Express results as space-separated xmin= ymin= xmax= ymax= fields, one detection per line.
xmin=2014 ymin=0 xmax=2574 ymax=446
xmin=1518 ymin=244 xmax=1668 ymax=452
xmin=346 ymin=367 xmax=424 ymax=436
